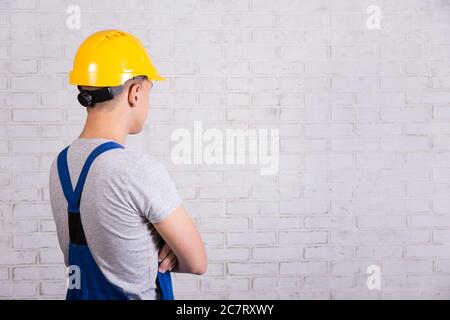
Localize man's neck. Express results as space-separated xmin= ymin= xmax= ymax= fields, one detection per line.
xmin=79 ymin=114 xmax=128 ymax=146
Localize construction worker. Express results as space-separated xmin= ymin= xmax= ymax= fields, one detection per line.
xmin=48 ymin=30 xmax=207 ymax=300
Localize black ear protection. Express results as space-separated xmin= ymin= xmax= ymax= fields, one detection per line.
xmin=77 ymin=86 xmax=115 ymax=107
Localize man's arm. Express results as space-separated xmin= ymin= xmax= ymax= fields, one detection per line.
xmin=153 ymin=205 xmax=207 ymax=275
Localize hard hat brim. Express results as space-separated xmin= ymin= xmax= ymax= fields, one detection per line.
xmin=69 ymin=71 xmax=167 ymax=87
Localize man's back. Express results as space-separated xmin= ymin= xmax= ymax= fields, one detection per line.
xmin=49 ymin=137 xmax=182 ymax=299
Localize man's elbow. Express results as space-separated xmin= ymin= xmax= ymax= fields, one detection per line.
xmin=190 ymin=253 xmax=208 ymax=275
xmin=192 ymin=261 xmax=207 ymax=275
xmin=192 ymin=248 xmax=207 ymax=275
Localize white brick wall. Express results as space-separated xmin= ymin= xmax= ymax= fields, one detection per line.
xmin=1 ymin=0 xmax=450 ymax=299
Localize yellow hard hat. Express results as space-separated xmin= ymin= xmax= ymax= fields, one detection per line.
xmin=69 ymin=29 xmax=166 ymax=87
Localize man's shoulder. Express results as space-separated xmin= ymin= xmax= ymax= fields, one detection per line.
xmin=100 ymin=148 xmax=159 ymax=165
xmin=96 ymin=149 xmax=168 ymax=176
xmin=47 ymin=147 xmax=152 ymax=172
xmin=49 ymin=145 xmax=170 ymax=182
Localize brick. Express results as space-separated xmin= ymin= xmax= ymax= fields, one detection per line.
xmin=2 ymin=220 xmax=39 ymax=233
xmin=13 ymin=204 xmax=52 ymax=218
xmin=207 ymin=248 xmax=249 ymax=261
xmin=279 ymin=231 xmax=328 ymax=245
xmin=253 ymin=277 xmax=300 ymax=290
xmin=304 ymin=246 xmax=354 ymax=260
xmin=358 ymin=216 xmax=406 ymax=229
xmin=304 ymin=184 xmax=353 ymax=199
xmin=0 ymin=93 xmax=38 ymax=106
xmin=13 ymin=266 xmax=65 ymax=280
xmin=227 ymin=232 xmax=276 ymax=246
xmin=39 ymin=249 xmax=64 ymax=264
xmin=280 ymin=261 xmax=327 ymax=275
xmin=200 ymin=218 xmax=249 ymax=231
xmin=382 ymin=260 xmax=433 ymax=274
xmin=0 ymin=250 xmax=36 ymax=265
xmin=331 ymin=231 xmax=378 ymax=244
xmin=304 ymin=276 xmax=353 ymax=289
xmin=11 ymin=140 xmax=65 ymax=154
xmin=201 ymin=278 xmax=249 ymax=292
xmin=407 ymin=245 xmax=450 ymax=258
xmin=0 ymin=282 xmax=37 ymax=297
xmin=183 ymin=201 xmax=225 ymax=217
xmin=280 ymin=199 xmax=329 ymax=215
xmin=254 ymin=247 xmax=302 ymax=260
xmin=356 ymin=246 xmax=403 ymax=258
xmin=13 ymin=234 xmax=58 ymax=249
xmin=304 ymin=216 xmax=355 ymax=229
xmin=40 ymin=281 xmax=66 ymax=296
xmin=331 ymin=261 xmax=375 ymax=276
xmin=201 ymin=232 xmax=225 ymax=247
xmin=228 ymin=263 xmax=277 ymax=275
xmin=252 ymin=216 xmax=299 ymax=230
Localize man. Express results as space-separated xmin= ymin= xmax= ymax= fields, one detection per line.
xmin=49 ymin=30 xmax=207 ymax=300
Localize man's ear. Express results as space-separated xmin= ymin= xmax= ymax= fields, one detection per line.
xmin=127 ymin=82 xmax=141 ymax=107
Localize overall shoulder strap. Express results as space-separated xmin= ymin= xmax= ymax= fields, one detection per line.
xmin=57 ymin=146 xmax=74 ymax=210
xmin=57 ymin=141 xmax=124 ymax=213
xmin=72 ymin=141 xmax=124 ymax=211
xmin=56 ymin=141 xmax=124 ymax=245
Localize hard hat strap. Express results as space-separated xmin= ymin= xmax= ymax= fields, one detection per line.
xmin=76 ymin=85 xmax=123 ymax=107
xmin=75 ymin=76 xmax=145 ymax=107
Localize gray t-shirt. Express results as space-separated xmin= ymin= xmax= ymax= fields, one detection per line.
xmin=49 ymin=138 xmax=182 ymax=300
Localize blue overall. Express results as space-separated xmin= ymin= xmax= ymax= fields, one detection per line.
xmin=57 ymin=141 xmax=174 ymax=300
